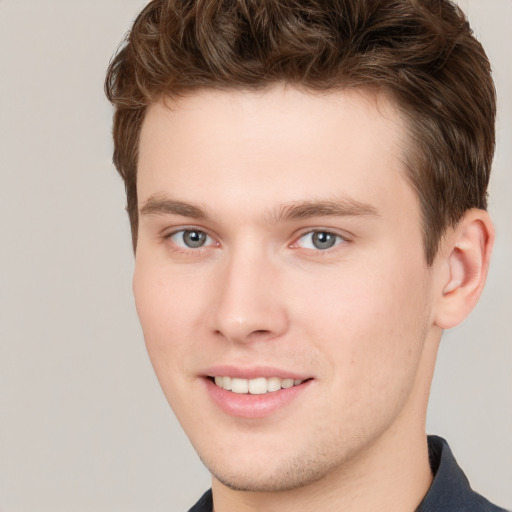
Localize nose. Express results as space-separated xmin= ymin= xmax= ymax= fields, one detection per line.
xmin=207 ymin=248 xmax=289 ymax=345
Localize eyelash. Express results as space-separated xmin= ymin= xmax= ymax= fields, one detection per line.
xmin=162 ymin=228 xmax=349 ymax=254
xmin=164 ymin=228 xmax=217 ymax=252
xmin=291 ymin=230 xmax=347 ymax=251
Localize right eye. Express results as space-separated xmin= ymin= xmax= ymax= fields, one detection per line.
xmin=292 ymin=230 xmax=346 ymax=251
xmin=167 ymin=229 xmax=215 ymax=249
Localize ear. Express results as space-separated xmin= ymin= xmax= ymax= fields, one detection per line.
xmin=433 ymin=209 xmax=494 ymax=330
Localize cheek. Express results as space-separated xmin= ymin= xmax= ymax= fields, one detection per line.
xmin=132 ymin=254 xmax=204 ymax=374
xmin=298 ymin=262 xmax=427 ymax=335
xmin=292 ymin=255 xmax=432 ymax=393
xmin=132 ymin=256 xmax=213 ymax=427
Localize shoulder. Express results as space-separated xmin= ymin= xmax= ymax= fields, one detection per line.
xmin=416 ymin=436 xmax=510 ymax=512
xmin=187 ymin=489 xmax=213 ymax=512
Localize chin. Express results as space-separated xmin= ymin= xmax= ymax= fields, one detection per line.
xmin=201 ymin=446 xmax=344 ymax=493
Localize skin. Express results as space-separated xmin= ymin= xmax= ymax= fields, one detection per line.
xmin=133 ymin=85 xmax=493 ymax=512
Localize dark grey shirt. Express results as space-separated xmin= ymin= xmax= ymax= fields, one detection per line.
xmin=187 ymin=436 xmax=509 ymax=512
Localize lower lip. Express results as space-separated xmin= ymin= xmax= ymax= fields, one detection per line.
xmin=204 ymin=378 xmax=312 ymax=419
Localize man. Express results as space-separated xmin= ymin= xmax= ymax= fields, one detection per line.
xmin=105 ymin=1 xmax=508 ymax=510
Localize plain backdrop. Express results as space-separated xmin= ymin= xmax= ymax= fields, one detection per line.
xmin=0 ymin=1 xmax=510 ymax=511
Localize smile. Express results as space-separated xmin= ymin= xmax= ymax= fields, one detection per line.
xmin=213 ymin=376 xmax=305 ymax=395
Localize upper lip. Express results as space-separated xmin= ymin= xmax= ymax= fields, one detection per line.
xmin=202 ymin=365 xmax=311 ymax=380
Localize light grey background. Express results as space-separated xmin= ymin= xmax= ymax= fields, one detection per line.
xmin=0 ymin=1 xmax=510 ymax=511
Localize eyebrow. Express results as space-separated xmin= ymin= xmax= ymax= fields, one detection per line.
xmin=139 ymin=195 xmax=379 ymax=222
xmin=271 ymin=199 xmax=379 ymax=223
xmin=140 ymin=196 xmax=207 ymax=218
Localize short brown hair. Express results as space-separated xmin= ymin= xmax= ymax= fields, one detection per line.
xmin=105 ymin=0 xmax=496 ymax=264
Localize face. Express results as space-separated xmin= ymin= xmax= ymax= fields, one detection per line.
xmin=134 ymin=86 xmax=440 ymax=492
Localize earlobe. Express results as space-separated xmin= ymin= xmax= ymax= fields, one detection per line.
xmin=434 ymin=209 xmax=494 ymax=330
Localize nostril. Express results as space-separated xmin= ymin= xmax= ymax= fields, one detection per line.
xmin=209 ymin=305 xmax=289 ymax=344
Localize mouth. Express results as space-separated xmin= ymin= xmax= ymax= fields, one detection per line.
xmin=204 ymin=371 xmax=313 ymax=418
xmin=210 ymin=376 xmax=306 ymax=395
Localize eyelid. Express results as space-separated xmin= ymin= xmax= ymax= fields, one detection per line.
xmin=290 ymin=229 xmax=350 ymax=250
xmin=160 ymin=225 xmax=350 ymax=252
xmin=163 ymin=226 xmax=219 ymax=250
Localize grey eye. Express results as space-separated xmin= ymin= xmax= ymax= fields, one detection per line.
xmin=297 ymin=231 xmax=344 ymax=250
xmin=169 ymin=229 xmax=211 ymax=249
xmin=182 ymin=230 xmax=207 ymax=248
xmin=311 ymin=231 xmax=338 ymax=249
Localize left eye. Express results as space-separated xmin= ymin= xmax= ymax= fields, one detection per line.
xmin=168 ymin=229 xmax=214 ymax=249
xmin=295 ymin=231 xmax=344 ymax=250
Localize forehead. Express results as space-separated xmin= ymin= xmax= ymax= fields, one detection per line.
xmin=140 ymin=85 xmax=406 ymax=156
xmin=137 ymin=85 xmax=412 ymax=218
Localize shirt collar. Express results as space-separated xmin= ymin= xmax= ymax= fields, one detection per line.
xmin=416 ymin=435 xmax=503 ymax=511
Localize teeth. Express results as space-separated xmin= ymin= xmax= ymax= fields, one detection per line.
xmin=267 ymin=377 xmax=282 ymax=392
xmin=231 ymin=378 xmax=249 ymax=394
xmin=222 ymin=376 xmax=232 ymax=390
xmin=281 ymin=378 xmax=294 ymax=389
xmin=215 ymin=376 xmax=233 ymax=390
xmin=213 ymin=376 xmax=304 ymax=394
xmin=248 ymin=377 xmax=267 ymax=395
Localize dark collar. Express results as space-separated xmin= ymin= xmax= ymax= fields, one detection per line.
xmin=416 ymin=435 xmax=508 ymax=512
